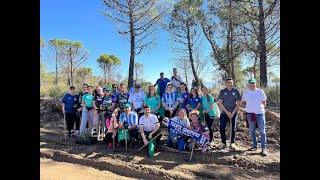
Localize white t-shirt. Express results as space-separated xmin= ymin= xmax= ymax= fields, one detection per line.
xmin=139 ymin=114 xmax=159 ymax=132
xmin=242 ymin=88 xmax=267 ymax=114
xmin=170 ymin=75 xmax=182 ymax=89
xmin=128 ymin=91 xmax=145 ymax=113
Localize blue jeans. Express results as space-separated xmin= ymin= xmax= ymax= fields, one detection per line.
xmin=80 ymin=108 xmax=94 ymax=135
xmin=219 ymin=113 xmax=238 ymax=144
xmin=247 ymin=113 xmax=267 ymax=149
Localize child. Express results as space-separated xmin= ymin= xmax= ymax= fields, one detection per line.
xmin=104 ymin=108 xmax=120 ymax=148
xmin=189 ymin=110 xmax=210 ymax=153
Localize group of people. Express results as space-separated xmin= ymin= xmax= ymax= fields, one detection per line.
xmin=61 ymin=68 xmax=268 ymax=156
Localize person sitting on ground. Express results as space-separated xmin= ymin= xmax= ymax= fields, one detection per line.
xmin=128 ymin=83 xmax=145 ymax=119
xmin=61 ymin=86 xmax=80 ymax=137
xmin=79 ymin=86 xmax=95 ymax=136
xmin=186 ymin=87 xmax=201 ymax=114
xmin=139 ymin=105 xmax=162 ymax=152
xmin=119 ymin=103 xmax=139 ymax=146
xmin=165 ymin=108 xmax=190 ymax=151
xmin=104 ymin=108 xmax=120 ymax=148
xmin=189 ymin=110 xmax=210 ymax=153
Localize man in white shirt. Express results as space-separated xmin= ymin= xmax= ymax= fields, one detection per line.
xmin=242 ymin=78 xmax=268 ymax=156
xmin=129 ymin=80 xmax=144 ymax=94
xmin=139 ymin=105 xmax=162 ymax=151
xmin=128 ymin=84 xmax=145 ymax=119
xmin=170 ymin=68 xmax=182 ymax=91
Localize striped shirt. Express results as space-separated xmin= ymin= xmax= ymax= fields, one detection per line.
xmin=161 ymin=92 xmax=178 ymax=108
xmin=119 ymin=112 xmax=138 ymax=129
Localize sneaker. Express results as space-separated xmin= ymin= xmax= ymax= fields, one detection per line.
xmin=261 ymin=149 xmax=267 ymax=156
xmin=107 ymin=142 xmax=113 ymax=148
xmin=217 ymin=142 xmax=227 ymax=149
xmin=248 ymin=146 xmax=257 ymax=151
xmin=230 ymin=143 xmax=237 ymax=150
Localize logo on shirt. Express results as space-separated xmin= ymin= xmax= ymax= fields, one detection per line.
xmin=232 ymin=92 xmax=235 ymax=96
xmin=74 ymin=98 xmax=77 ymax=101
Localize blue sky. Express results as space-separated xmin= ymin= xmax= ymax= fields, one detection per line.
xmin=40 ymin=0 xmax=279 ymax=88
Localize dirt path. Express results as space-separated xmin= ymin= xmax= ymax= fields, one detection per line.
xmin=41 ymin=158 xmax=136 ymax=180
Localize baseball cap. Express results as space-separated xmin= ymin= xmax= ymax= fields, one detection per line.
xmin=124 ymin=103 xmax=131 ymax=108
xmin=103 ymin=87 xmax=111 ymax=91
xmin=134 ymin=84 xmax=140 ymax=88
xmin=248 ymin=78 xmax=256 ymax=83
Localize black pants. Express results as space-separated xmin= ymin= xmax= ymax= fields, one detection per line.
xmin=129 ymin=129 xmax=139 ymax=141
xmin=66 ymin=112 xmax=79 ymax=132
xmin=104 ymin=132 xmax=118 ymax=144
xmin=144 ymin=130 xmax=162 ymax=146
xmin=204 ymin=113 xmax=215 ymax=142
xmin=165 ymin=109 xmax=177 ymax=118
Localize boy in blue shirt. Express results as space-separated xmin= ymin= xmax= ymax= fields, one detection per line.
xmin=61 ymin=86 xmax=79 ymax=137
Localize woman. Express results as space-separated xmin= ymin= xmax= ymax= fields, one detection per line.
xmin=186 ymin=87 xmax=201 ymax=114
xmin=165 ymin=108 xmax=190 ymax=150
xmin=100 ymin=87 xmax=116 ymax=133
xmin=104 ymin=108 xmax=120 ymax=148
xmin=201 ymin=86 xmax=216 ymax=146
xmin=189 ymin=110 xmax=210 ymax=153
xmin=80 ymin=86 xmax=95 ymax=136
xmin=93 ymin=86 xmax=104 ymax=138
xmin=144 ymin=86 xmax=161 ymax=121
xmin=161 ymin=83 xmax=179 ymax=119
xmin=176 ymin=82 xmax=189 ymax=110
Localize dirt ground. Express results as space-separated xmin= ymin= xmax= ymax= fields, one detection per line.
xmin=40 ymin=98 xmax=280 ymax=179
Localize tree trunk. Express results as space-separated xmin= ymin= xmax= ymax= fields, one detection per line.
xmin=128 ymin=2 xmax=135 ymax=90
xmin=69 ymin=47 xmax=73 ymax=86
xmin=107 ymin=65 xmax=111 ymax=86
xmin=229 ymin=21 xmax=236 ymax=86
xmin=104 ymin=63 xmax=107 ymax=85
xmin=258 ymin=0 xmax=268 ymax=88
xmin=187 ymin=21 xmax=199 ymax=86
xmin=55 ymin=50 xmax=58 ymax=86
xmin=253 ymin=52 xmax=258 ymax=79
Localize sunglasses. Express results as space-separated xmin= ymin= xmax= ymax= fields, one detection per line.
xmin=149 ymin=88 xmax=154 ymax=90
xmin=112 ymin=87 xmax=117 ymax=88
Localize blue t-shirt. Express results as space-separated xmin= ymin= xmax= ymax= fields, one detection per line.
xmin=187 ymin=96 xmax=202 ymax=110
xmin=119 ymin=112 xmax=138 ymax=129
xmin=177 ymin=91 xmax=189 ymax=109
xmin=217 ymin=88 xmax=241 ymax=114
xmin=162 ymin=92 xmax=178 ymax=109
xmin=61 ymin=93 xmax=79 ymax=113
xmin=154 ymin=78 xmax=170 ymax=95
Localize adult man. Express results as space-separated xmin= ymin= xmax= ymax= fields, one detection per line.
xmin=111 ymin=84 xmax=118 ymax=96
xmin=128 ymin=84 xmax=145 ymax=119
xmin=115 ymin=83 xmax=130 ymax=112
xmin=61 ymin=86 xmax=79 ymax=137
xmin=139 ymin=105 xmax=162 ymax=151
xmin=154 ymin=72 xmax=170 ymax=98
xmin=170 ymin=68 xmax=182 ymax=91
xmin=242 ymin=78 xmax=268 ymax=156
xmin=119 ymin=103 xmax=139 ymax=144
xmin=129 ymin=80 xmax=143 ymax=94
xmin=217 ymin=78 xmax=241 ymax=150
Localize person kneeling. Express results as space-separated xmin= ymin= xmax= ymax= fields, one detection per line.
xmin=165 ymin=108 xmax=190 ymax=151
xmin=104 ymin=108 xmax=120 ymax=148
xmin=119 ymin=104 xmax=139 ymax=146
xmin=189 ymin=110 xmax=210 ymax=153
xmin=139 ymin=105 xmax=162 ymax=152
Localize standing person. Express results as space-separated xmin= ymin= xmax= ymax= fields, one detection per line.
xmin=186 ymin=87 xmax=202 ymax=114
xmin=104 ymin=108 xmax=120 ymax=148
xmin=97 ymin=80 xmax=104 ymax=94
xmin=144 ymin=86 xmax=161 ymax=121
xmin=139 ymin=105 xmax=162 ymax=151
xmin=61 ymin=86 xmax=79 ymax=137
xmin=111 ymin=84 xmax=118 ymax=96
xmin=154 ymin=72 xmax=170 ymax=98
xmin=79 ymin=86 xmax=95 ymax=135
xmin=165 ymin=108 xmax=190 ymax=150
xmin=129 ymin=80 xmax=144 ymax=94
xmin=170 ymin=68 xmax=183 ymax=91
xmin=119 ymin=104 xmax=139 ymax=145
xmin=100 ymin=87 xmax=116 ymax=129
xmin=162 ymin=84 xmax=179 ymax=119
xmin=242 ymin=78 xmax=268 ymax=156
xmin=78 ymin=83 xmax=88 ymax=128
xmin=189 ymin=110 xmax=210 ymax=153
xmin=115 ymin=83 xmax=130 ymax=112
xmin=201 ymin=86 xmax=216 ymax=147
xmin=217 ymin=78 xmax=241 ymax=150
xmin=128 ymin=83 xmax=145 ymax=119
xmin=93 ymin=86 xmax=104 ymax=138
xmin=176 ymin=82 xmax=189 ymax=109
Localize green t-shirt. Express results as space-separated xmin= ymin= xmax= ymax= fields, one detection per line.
xmin=144 ymin=95 xmax=160 ymax=114
xmin=82 ymin=93 xmax=94 ymax=107
xmin=201 ymin=95 xmax=215 ymax=117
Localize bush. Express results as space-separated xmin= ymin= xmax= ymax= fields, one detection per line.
xmin=40 ymin=84 xmax=69 ymax=99
xmin=263 ymin=85 xmax=280 ymax=106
